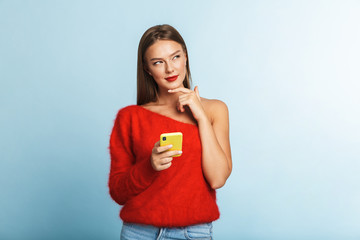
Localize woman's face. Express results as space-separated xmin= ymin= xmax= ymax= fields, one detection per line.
xmin=144 ymin=40 xmax=187 ymax=91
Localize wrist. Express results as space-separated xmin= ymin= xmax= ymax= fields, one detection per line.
xmin=197 ymin=114 xmax=211 ymax=126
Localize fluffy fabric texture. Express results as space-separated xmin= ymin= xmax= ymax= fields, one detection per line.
xmin=108 ymin=105 xmax=219 ymax=227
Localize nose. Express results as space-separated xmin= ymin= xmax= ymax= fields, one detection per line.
xmin=165 ymin=61 xmax=174 ymax=74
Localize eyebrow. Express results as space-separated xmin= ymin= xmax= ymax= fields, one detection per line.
xmin=150 ymin=50 xmax=181 ymax=61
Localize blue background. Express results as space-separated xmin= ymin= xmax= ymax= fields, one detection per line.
xmin=1 ymin=0 xmax=360 ymax=239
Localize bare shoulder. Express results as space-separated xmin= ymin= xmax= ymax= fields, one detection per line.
xmin=201 ymin=98 xmax=229 ymax=123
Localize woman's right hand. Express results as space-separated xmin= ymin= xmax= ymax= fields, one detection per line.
xmin=151 ymin=141 xmax=181 ymax=171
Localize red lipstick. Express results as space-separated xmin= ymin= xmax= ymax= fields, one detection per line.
xmin=165 ymin=75 xmax=178 ymax=82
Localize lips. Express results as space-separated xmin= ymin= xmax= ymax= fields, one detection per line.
xmin=165 ymin=75 xmax=178 ymax=82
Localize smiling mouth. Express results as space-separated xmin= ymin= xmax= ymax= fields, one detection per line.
xmin=165 ymin=75 xmax=178 ymax=82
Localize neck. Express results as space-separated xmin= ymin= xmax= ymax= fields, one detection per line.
xmin=155 ymin=86 xmax=183 ymax=107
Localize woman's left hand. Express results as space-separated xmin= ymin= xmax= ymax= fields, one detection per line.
xmin=168 ymin=86 xmax=207 ymax=122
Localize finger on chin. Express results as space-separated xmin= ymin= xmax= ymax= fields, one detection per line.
xmin=168 ymin=87 xmax=190 ymax=93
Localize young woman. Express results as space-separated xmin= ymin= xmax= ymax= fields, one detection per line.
xmin=109 ymin=24 xmax=232 ymax=240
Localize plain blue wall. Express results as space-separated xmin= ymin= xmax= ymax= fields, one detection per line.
xmin=1 ymin=1 xmax=359 ymax=239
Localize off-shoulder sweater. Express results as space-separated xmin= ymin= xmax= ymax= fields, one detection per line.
xmin=108 ymin=105 xmax=220 ymax=227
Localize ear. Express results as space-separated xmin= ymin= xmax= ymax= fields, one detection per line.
xmin=144 ymin=66 xmax=152 ymax=76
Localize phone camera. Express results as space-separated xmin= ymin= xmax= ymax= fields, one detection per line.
xmin=162 ymin=136 xmax=166 ymax=141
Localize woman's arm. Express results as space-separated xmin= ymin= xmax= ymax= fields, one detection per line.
xmin=198 ymin=99 xmax=232 ymax=189
xmin=109 ymin=109 xmax=159 ymax=205
xmin=169 ymin=87 xmax=232 ymax=189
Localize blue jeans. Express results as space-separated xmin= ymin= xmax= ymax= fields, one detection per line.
xmin=120 ymin=222 xmax=213 ymax=240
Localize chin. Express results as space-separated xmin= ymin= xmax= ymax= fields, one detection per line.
xmin=165 ymin=80 xmax=182 ymax=87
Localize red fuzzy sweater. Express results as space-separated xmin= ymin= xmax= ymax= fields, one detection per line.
xmin=108 ymin=105 xmax=219 ymax=227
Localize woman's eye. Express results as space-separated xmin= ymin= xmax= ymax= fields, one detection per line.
xmin=173 ymin=55 xmax=180 ymax=60
xmin=153 ymin=61 xmax=162 ymax=65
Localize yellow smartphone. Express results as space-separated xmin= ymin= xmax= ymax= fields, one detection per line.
xmin=160 ymin=132 xmax=183 ymax=157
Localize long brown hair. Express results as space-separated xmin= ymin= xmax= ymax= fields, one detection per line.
xmin=137 ymin=24 xmax=192 ymax=105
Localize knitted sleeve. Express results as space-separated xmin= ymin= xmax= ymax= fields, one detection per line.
xmin=108 ymin=108 xmax=158 ymax=205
